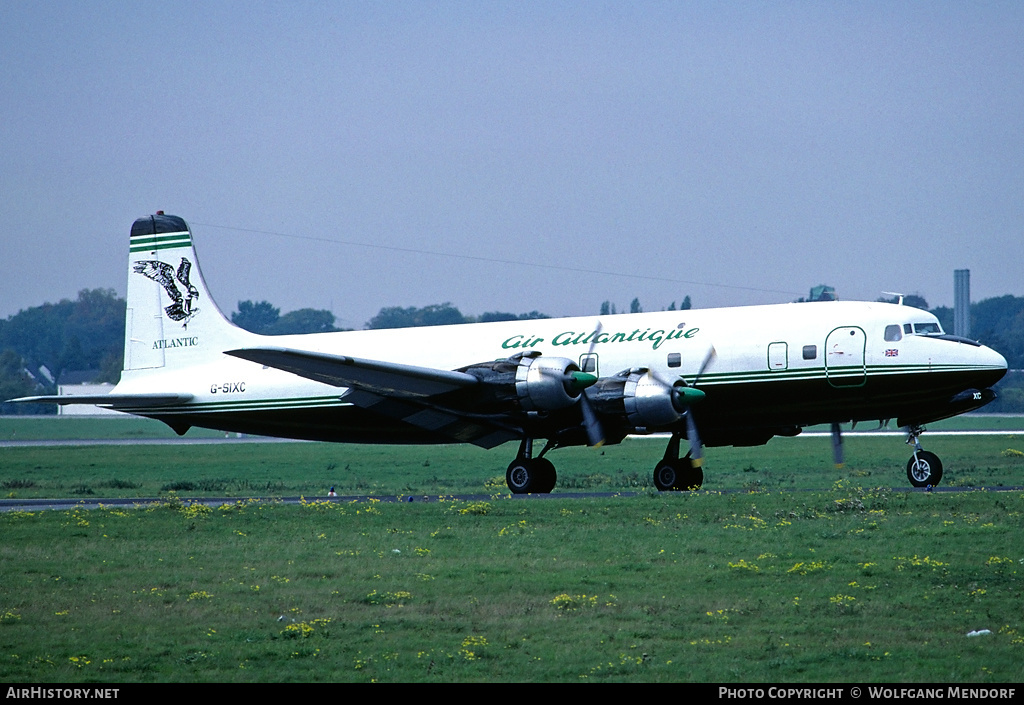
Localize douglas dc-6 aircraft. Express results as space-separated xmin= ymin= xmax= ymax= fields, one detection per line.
xmin=12 ymin=213 xmax=1008 ymax=492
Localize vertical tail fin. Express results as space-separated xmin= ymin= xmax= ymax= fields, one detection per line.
xmin=124 ymin=213 xmax=251 ymax=373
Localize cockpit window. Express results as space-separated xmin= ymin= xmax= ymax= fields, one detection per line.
xmin=884 ymin=325 xmax=902 ymax=342
xmin=913 ymin=322 xmax=942 ymax=335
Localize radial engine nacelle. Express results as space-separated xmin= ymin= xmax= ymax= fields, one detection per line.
xmin=460 ymin=351 xmax=595 ymax=413
xmin=586 ymin=367 xmax=703 ymax=432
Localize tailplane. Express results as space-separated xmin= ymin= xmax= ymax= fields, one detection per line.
xmin=124 ymin=213 xmax=251 ymax=373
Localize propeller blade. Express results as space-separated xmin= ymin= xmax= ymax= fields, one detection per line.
xmin=645 ymin=345 xmax=714 ymax=465
xmin=831 ymin=422 xmax=844 ymax=468
xmin=580 ymin=394 xmax=605 ymax=447
xmin=683 ymin=345 xmax=716 ymax=466
xmin=580 ymin=321 xmax=606 ymax=447
xmin=586 ymin=321 xmax=603 ymax=357
xmin=693 ymin=345 xmax=717 ymax=385
xmin=686 ymin=408 xmax=703 ymax=467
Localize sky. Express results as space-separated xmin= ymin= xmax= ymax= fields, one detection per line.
xmin=2 ymin=2 xmax=1023 ymax=330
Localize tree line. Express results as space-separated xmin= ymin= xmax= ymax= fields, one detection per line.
xmin=3 ymin=289 xmax=1024 ymax=413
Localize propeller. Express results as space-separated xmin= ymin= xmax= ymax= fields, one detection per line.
xmin=524 ymin=322 xmax=605 ymax=446
xmin=643 ymin=344 xmax=714 ymax=465
xmin=579 ymin=322 xmax=606 ymax=447
xmin=680 ymin=345 xmax=716 ymax=467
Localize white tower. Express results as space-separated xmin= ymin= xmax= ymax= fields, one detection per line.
xmin=954 ymin=269 xmax=970 ymax=338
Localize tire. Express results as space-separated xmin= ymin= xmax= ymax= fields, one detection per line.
xmin=506 ymin=459 xmax=535 ymax=494
xmin=534 ymin=457 xmax=557 ymax=493
xmin=653 ymin=460 xmax=679 ymax=491
xmin=506 ymin=458 xmax=556 ymax=494
xmin=653 ymin=458 xmax=703 ymax=491
xmin=679 ymin=461 xmax=704 ymax=491
xmin=907 ymin=450 xmax=943 ymax=488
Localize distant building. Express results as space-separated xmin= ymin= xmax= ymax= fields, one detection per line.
xmin=56 ymin=370 xmax=118 ymax=416
xmin=809 ymin=285 xmax=837 ymax=302
xmin=954 ymin=269 xmax=970 ymax=338
xmin=56 ymin=383 xmax=118 ymax=416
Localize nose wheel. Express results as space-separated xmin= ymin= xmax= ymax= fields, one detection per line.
xmin=907 ymin=450 xmax=943 ymax=487
xmin=905 ymin=426 xmax=943 ymax=487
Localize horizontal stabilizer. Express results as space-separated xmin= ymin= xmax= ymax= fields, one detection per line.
xmin=225 ymin=347 xmax=479 ymax=398
xmin=7 ymin=393 xmax=194 ymax=407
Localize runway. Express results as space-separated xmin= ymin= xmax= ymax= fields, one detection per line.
xmin=2 ymin=428 xmax=1021 ymax=449
xmin=4 ymin=483 xmax=1023 ymax=513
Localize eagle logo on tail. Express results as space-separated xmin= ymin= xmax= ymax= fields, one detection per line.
xmin=133 ymin=258 xmax=200 ymax=326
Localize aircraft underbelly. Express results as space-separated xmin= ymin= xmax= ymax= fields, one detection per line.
xmin=697 ymin=365 xmax=1003 ymax=429
xmin=149 ymin=405 xmax=460 ymax=445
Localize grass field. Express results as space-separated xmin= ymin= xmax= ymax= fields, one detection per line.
xmin=1 ymin=417 xmax=1023 ymax=682
xmin=4 ymin=412 xmax=1023 ymax=442
xmin=2 ymin=415 xmax=1024 ymax=499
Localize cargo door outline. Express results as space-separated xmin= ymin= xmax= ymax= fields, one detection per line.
xmin=825 ymin=326 xmax=866 ymax=387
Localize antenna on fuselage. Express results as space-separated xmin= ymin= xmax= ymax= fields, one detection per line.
xmin=882 ymin=291 xmax=905 ymax=305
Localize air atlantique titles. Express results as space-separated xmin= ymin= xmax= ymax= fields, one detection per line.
xmin=502 ymin=326 xmax=698 ymax=352
xmin=152 ymin=336 xmax=199 ymax=350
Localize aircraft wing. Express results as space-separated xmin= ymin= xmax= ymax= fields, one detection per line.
xmin=225 ymin=346 xmax=519 ymax=448
xmin=7 ymin=393 xmax=194 ymax=408
xmin=224 ymin=347 xmax=480 ymax=397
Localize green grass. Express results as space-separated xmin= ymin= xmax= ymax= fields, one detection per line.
xmin=3 ymin=413 xmax=1024 ymax=443
xmin=0 ymin=416 xmax=225 ymax=441
xmin=1 ymin=489 xmax=1022 ymax=682
xmin=1 ymin=416 xmax=1023 ymax=682
xmin=1 ymin=432 xmax=1022 ymax=499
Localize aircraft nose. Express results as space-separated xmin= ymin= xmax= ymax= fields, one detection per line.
xmin=980 ymin=344 xmax=1009 ymax=384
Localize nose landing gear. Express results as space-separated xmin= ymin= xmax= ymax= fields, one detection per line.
xmin=905 ymin=426 xmax=943 ymax=488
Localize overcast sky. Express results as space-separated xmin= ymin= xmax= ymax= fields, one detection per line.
xmin=3 ymin=2 xmax=1022 ymax=329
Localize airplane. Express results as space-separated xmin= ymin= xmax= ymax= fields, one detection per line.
xmin=10 ymin=213 xmax=1008 ymax=492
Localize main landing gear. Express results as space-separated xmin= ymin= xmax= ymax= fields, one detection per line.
xmin=905 ymin=425 xmax=943 ymax=488
xmin=504 ymin=433 xmax=706 ymax=494
xmin=505 ymin=438 xmax=557 ymax=494
xmin=652 ymin=432 xmax=703 ymax=491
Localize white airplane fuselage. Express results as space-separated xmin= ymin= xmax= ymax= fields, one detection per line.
xmin=115 ymin=301 xmax=1005 ymax=445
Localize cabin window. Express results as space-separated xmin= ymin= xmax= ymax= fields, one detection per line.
xmin=579 ymin=354 xmax=598 ymax=375
xmin=802 ymin=345 xmax=817 ymax=360
xmin=884 ymin=325 xmax=902 ymax=342
xmin=667 ymin=352 xmax=681 ymax=368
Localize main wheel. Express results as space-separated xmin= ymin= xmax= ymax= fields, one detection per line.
xmin=506 ymin=458 xmax=556 ymax=494
xmin=679 ymin=461 xmax=704 ymax=491
xmin=653 ymin=460 xmax=680 ymax=491
xmin=653 ymin=458 xmax=704 ymax=491
xmin=534 ymin=457 xmax=557 ymax=493
xmin=907 ymin=450 xmax=943 ymax=488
